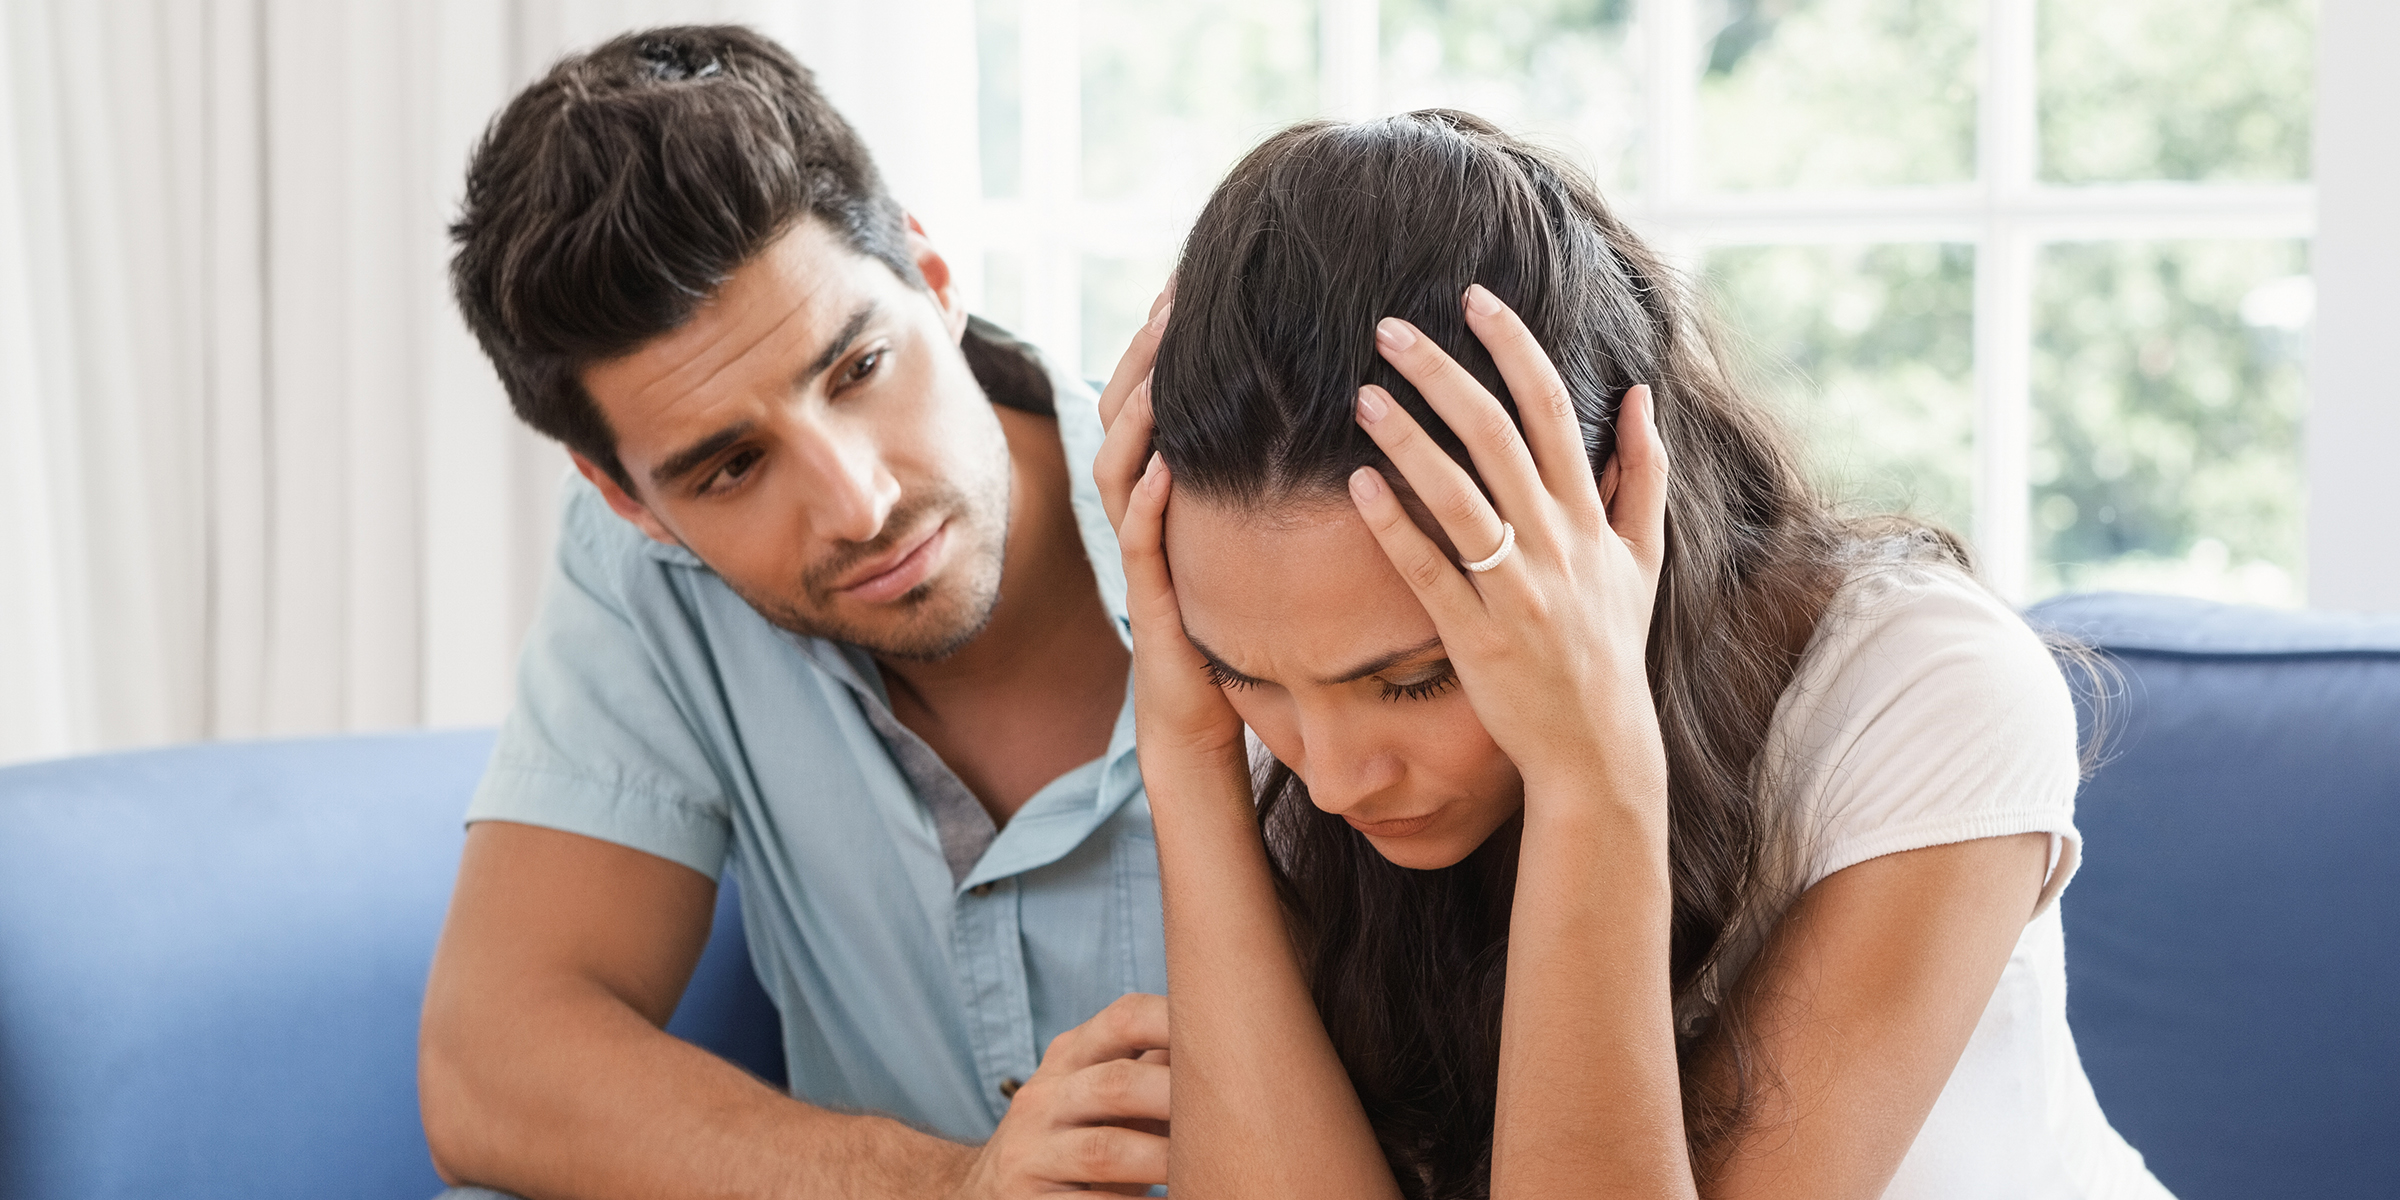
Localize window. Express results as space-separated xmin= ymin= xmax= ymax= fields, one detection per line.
xmin=973 ymin=0 xmax=2315 ymax=603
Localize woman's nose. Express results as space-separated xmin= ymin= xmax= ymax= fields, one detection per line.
xmin=1293 ymin=715 xmax=1403 ymax=816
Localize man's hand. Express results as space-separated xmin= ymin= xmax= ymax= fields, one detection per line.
xmin=954 ymin=993 xmax=1171 ymax=1197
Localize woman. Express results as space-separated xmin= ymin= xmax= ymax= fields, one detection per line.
xmin=1087 ymin=111 xmax=2171 ymax=1199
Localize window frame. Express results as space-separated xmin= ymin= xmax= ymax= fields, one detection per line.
xmin=975 ymin=0 xmax=2316 ymax=602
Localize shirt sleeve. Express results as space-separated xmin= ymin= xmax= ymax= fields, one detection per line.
xmin=1774 ymin=564 xmax=2085 ymax=914
xmin=465 ymin=480 xmax=733 ymax=879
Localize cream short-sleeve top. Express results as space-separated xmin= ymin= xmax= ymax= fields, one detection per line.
xmin=1707 ymin=554 xmax=2175 ymax=1200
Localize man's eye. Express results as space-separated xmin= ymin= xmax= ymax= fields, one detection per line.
xmin=1378 ymin=665 xmax=1457 ymax=703
xmin=844 ymin=349 xmax=884 ymax=384
xmin=703 ymin=448 xmax=762 ymax=494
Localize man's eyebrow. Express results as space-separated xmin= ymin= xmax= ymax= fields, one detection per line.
xmin=651 ymin=419 xmax=757 ymax=489
xmin=1181 ymin=629 xmax=1447 ymax=687
xmin=803 ymin=302 xmax=879 ymax=384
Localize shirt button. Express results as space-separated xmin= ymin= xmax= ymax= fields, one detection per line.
xmin=970 ymin=882 xmax=994 ymax=897
xmin=998 ymin=1076 xmax=1022 ymax=1099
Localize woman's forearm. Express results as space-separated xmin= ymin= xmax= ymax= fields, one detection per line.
xmin=1494 ymin=726 xmax=1695 ymax=1200
xmin=1149 ymin=752 xmax=1404 ymax=1200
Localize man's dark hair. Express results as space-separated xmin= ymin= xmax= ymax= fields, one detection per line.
xmin=450 ymin=25 xmax=921 ymax=490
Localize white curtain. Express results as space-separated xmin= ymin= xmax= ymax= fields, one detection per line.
xmin=0 ymin=0 xmax=982 ymax=765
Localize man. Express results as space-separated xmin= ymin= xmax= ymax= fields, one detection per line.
xmin=419 ymin=25 xmax=1174 ymax=1198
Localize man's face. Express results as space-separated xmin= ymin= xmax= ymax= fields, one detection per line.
xmin=577 ymin=219 xmax=1013 ymax=661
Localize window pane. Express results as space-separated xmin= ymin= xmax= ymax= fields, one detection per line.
xmin=1697 ymin=0 xmax=1980 ymax=191
xmin=2038 ymin=0 xmax=2315 ymax=184
xmin=1704 ymin=243 xmax=1976 ymax=534
xmin=1081 ymin=253 xmax=1179 ymax=382
xmin=1380 ymin=0 xmax=1642 ymax=191
xmin=982 ymin=250 xmax=1026 ymax=334
xmin=2031 ymin=241 xmax=2309 ymax=603
xmin=979 ymin=0 xmax=1023 ymax=198
xmin=1080 ymin=0 xmax=1319 ymax=207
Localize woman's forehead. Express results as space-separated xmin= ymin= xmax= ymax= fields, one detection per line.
xmin=1163 ymin=496 xmax=1439 ymax=674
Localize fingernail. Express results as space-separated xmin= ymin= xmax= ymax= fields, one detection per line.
xmin=1355 ymin=387 xmax=1387 ymax=424
xmin=1464 ymin=284 xmax=1502 ymax=316
xmin=1375 ymin=318 xmax=1416 ymax=351
xmin=1147 ymin=301 xmax=1173 ymax=334
xmin=1143 ymin=451 xmax=1167 ymax=494
xmin=1350 ymin=467 xmax=1383 ymax=501
xmin=1636 ymin=384 xmax=1657 ymax=429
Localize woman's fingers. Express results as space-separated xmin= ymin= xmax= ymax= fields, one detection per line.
xmin=1606 ymin=384 xmax=1672 ymax=582
xmin=1371 ymin=318 xmax=1547 ymax=521
xmin=1348 ymin=465 xmax=1482 ymax=624
xmin=1353 ymin=385 xmax=1513 ymax=582
xmin=1093 ymin=376 xmax=1155 ymax=528
xmin=1117 ymin=453 xmax=1186 ymax=640
xmin=1459 ymin=285 xmax=1601 ymax=509
xmin=1096 ymin=285 xmax=1174 ymax=430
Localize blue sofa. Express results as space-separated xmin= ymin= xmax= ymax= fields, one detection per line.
xmin=0 ymin=592 xmax=2392 ymax=1198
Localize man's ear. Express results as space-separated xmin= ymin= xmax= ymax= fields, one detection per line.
xmin=570 ymin=451 xmax=682 ymax=548
xmin=905 ymin=212 xmax=970 ymax=344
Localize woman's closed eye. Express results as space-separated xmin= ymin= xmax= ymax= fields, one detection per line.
xmin=1377 ymin=662 xmax=1457 ymax=703
xmin=1201 ymin=659 xmax=1257 ymax=692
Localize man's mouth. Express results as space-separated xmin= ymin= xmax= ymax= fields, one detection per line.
xmin=832 ymin=521 xmax=950 ymax=604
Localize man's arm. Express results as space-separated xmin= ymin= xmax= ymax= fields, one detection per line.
xmin=419 ymin=820 xmax=973 ymax=1198
xmin=421 ymin=821 xmax=1173 ymax=1199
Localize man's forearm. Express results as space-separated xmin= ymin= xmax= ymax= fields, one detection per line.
xmin=421 ymin=973 xmax=974 ymax=1199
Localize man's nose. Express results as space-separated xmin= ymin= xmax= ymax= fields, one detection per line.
xmin=801 ymin=428 xmax=900 ymax=544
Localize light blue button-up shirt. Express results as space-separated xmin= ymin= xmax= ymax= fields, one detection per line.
xmin=466 ymin=325 xmax=1162 ymax=1142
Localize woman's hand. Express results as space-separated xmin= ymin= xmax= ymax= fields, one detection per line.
xmin=1093 ymin=283 xmax=1250 ymax=775
xmin=1094 ymin=283 xmax=1171 ymax=529
xmin=1346 ymin=285 xmax=1671 ymax=816
xmin=1116 ymin=450 xmax=1251 ymax=774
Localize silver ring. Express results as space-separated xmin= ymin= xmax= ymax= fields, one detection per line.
xmin=1463 ymin=521 xmax=1516 ymax=573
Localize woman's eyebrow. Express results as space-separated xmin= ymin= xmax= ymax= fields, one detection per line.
xmin=1181 ymin=629 xmax=1445 ymax=687
xmin=1181 ymin=628 xmax=1266 ymax=686
xmin=1321 ymin=634 xmax=1446 ymax=685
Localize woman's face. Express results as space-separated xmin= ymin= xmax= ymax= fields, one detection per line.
xmin=1164 ymin=495 xmax=1523 ymax=870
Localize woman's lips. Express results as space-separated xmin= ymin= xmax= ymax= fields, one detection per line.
xmin=837 ymin=523 xmax=949 ymax=604
xmin=1343 ymin=811 xmax=1439 ymax=839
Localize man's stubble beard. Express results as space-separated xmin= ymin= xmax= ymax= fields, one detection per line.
xmin=728 ymin=462 xmax=1014 ymax=663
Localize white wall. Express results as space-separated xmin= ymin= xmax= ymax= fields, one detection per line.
xmin=2307 ymin=0 xmax=2400 ymax=612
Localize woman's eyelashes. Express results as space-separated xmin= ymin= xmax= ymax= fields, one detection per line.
xmin=1199 ymin=656 xmax=1456 ymax=702
xmin=1378 ymin=664 xmax=1458 ymax=703
xmin=1201 ymin=659 xmax=1256 ymax=692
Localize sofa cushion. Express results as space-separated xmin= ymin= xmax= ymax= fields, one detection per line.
xmin=2027 ymin=592 xmax=2400 ymax=1200
xmin=0 ymin=730 xmax=780 ymax=1200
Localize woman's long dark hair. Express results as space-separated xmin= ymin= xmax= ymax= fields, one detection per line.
xmin=1150 ymin=112 xmax=1898 ymax=1197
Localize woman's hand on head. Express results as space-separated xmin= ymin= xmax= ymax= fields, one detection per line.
xmin=1116 ymin=448 xmax=1252 ymax=778
xmin=1347 ymin=286 xmax=1671 ymax=816
xmin=1093 ymin=281 xmax=1173 ymax=529
xmin=1097 ymin=281 xmax=1247 ymax=778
